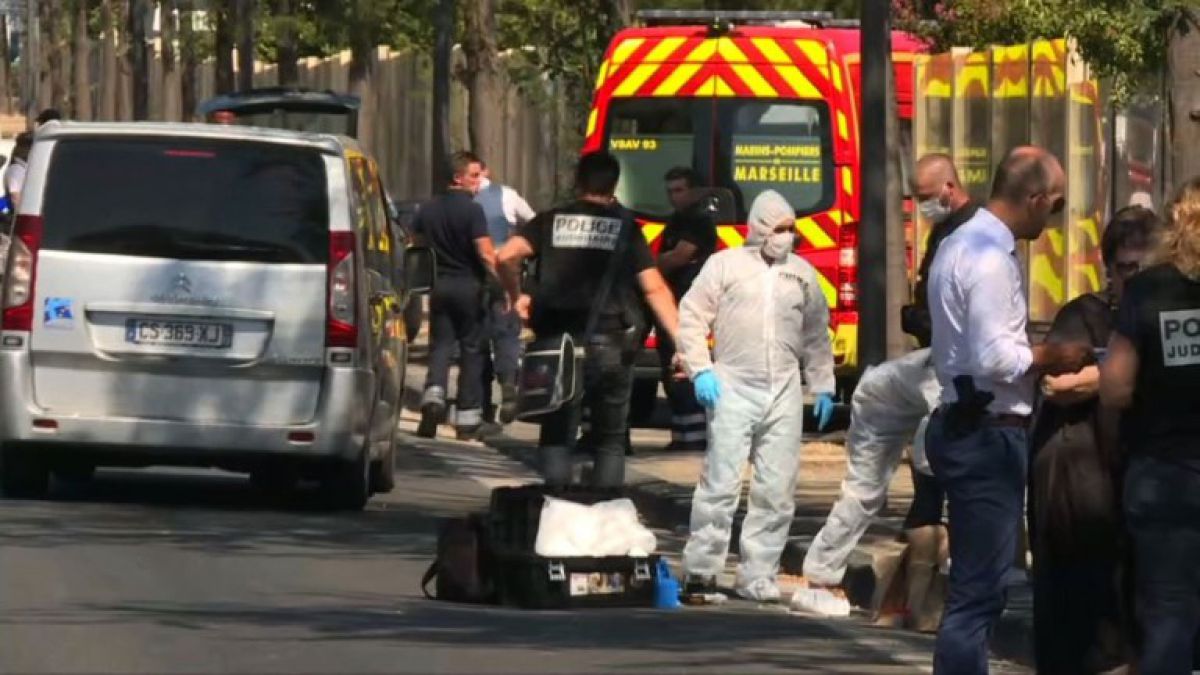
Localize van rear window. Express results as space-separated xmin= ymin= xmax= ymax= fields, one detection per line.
xmin=41 ymin=137 xmax=329 ymax=264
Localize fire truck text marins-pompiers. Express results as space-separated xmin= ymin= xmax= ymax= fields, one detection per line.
xmin=582 ymin=9 xmax=925 ymax=417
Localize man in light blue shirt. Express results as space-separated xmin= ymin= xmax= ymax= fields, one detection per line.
xmin=926 ymin=146 xmax=1092 ymax=674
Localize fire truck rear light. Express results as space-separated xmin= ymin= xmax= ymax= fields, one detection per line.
xmin=839 ymin=247 xmax=857 ymax=268
xmin=838 ymin=282 xmax=857 ymax=306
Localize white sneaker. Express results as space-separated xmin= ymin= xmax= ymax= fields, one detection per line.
xmin=790 ymin=585 xmax=852 ymax=617
xmin=735 ymin=577 xmax=782 ymax=603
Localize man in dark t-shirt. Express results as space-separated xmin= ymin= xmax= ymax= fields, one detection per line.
xmin=497 ymin=152 xmax=681 ymax=488
xmin=656 ymin=167 xmax=717 ymax=452
xmin=413 ymin=151 xmax=497 ymax=440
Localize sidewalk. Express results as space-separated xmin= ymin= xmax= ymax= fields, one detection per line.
xmin=399 ymin=360 xmax=1032 ymax=667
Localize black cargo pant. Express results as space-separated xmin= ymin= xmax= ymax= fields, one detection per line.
xmin=425 ymin=274 xmax=486 ymax=427
xmin=656 ymin=332 xmax=706 ymax=450
xmin=539 ymin=331 xmax=635 ymax=488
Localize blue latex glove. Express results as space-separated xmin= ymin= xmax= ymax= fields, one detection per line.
xmin=693 ymin=370 xmax=721 ymax=408
xmin=813 ymin=393 xmax=836 ymax=432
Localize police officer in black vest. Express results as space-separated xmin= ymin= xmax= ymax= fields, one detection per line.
xmin=1102 ymin=177 xmax=1200 ymax=674
xmin=497 ymin=152 xmax=680 ymax=487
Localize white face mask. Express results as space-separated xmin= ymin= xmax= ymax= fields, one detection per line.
xmin=918 ymin=197 xmax=953 ymax=224
xmin=762 ymin=231 xmax=795 ymax=260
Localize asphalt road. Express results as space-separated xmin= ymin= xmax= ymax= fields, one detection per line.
xmin=1 ymin=430 xmax=1027 ymax=675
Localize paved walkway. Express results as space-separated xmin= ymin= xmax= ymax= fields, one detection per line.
xmin=400 ymin=361 xmax=1033 ymax=668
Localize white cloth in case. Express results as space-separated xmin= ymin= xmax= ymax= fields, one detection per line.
xmin=534 ymin=497 xmax=657 ymax=558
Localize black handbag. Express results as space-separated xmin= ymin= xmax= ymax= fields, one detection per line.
xmin=514 ymin=212 xmax=632 ymax=422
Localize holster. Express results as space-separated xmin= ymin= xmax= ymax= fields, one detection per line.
xmin=942 ymin=375 xmax=995 ymax=440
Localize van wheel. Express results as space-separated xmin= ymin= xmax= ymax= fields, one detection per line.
xmin=320 ymin=447 xmax=370 ymax=511
xmin=1 ymin=447 xmax=50 ymax=499
xmin=369 ymin=429 xmax=397 ymax=495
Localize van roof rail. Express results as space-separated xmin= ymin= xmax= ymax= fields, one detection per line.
xmin=635 ymin=9 xmax=836 ymax=28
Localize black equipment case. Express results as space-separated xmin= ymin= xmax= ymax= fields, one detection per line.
xmin=488 ymin=485 xmax=659 ymax=610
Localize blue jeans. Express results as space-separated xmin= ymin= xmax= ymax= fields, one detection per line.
xmin=1125 ymin=454 xmax=1200 ymax=675
xmin=926 ymin=411 xmax=1028 ymax=675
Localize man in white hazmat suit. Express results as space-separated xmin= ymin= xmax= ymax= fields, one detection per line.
xmin=676 ymin=189 xmax=837 ymax=602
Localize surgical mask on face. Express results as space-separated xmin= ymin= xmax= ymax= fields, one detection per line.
xmin=762 ymin=231 xmax=795 ymax=260
xmin=918 ymin=197 xmax=952 ymax=224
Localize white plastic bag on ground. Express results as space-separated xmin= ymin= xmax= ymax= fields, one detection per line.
xmin=534 ymin=496 xmax=657 ymax=557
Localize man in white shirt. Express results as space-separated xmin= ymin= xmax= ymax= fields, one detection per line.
xmin=475 ymin=163 xmax=535 ymax=427
xmin=926 ymin=146 xmax=1091 ymax=674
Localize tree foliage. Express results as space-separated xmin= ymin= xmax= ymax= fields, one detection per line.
xmin=892 ymin=0 xmax=1198 ymax=103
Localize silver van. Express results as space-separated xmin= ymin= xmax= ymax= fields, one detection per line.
xmin=0 ymin=122 xmax=433 ymax=509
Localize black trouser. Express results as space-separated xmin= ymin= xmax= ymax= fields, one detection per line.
xmin=481 ymin=297 xmax=522 ymax=416
xmin=656 ymin=332 xmax=706 ymax=449
xmin=539 ymin=332 xmax=635 ymax=488
xmin=425 ymin=274 xmax=486 ymax=427
xmin=904 ymin=464 xmax=946 ymax=529
xmin=1125 ymin=454 xmax=1200 ymax=675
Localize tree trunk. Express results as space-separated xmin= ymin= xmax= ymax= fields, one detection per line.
xmin=274 ymin=0 xmax=298 ymax=86
xmin=462 ymin=0 xmax=503 ymax=166
xmin=348 ymin=26 xmax=376 ymax=153
xmin=72 ymin=0 xmax=92 ymax=120
xmin=180 ymin=0 xmax=198 ymax=120
xmin=99 ymin=0 xmax=118 ymax=120
xmin=127 ymin=0 xmax=148 ymax=120
xmin=214 ymin=0 xmax=235 ymax=95
xmin=0 ymin=15 xmax=12 ymax=114
xmin=431 ymin=0 xmax=455 ymax=192
xmin=1168 ymin=8 xmax=1200 ymax=194
xmin=606 ymin=0 xmax=632 ymax=34
xmin=41 ymin=0 xmax=67 ymax=112
xmin=161 ymin=0 xmax=180 ymax=120
xmin=235 ymin=0 xmax=255 ymax=91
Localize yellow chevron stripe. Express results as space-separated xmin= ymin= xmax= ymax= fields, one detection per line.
xmin=732 ymin=64 xmax=777 ymax=97
xmin=841 ymin=167 xmax=854 ymax=196
xmin=1079 ymin=216 xmax=1100 ymax=245
xmin=1047 ymin=229 xmax=1064 ymax=256
xmin=706 ymin=75 xmax=736 ymax=97
xmin=716 ymin=38 xmax=749 ymax=63
xmin=837 ymin=110 xmax=849 ymax=141
xmin=775 ymin=64 xmax=822 ymax=99
xmin=595 ymin=59 xmax=610 ymax=90
xmin=817 ymin=271 xmax=836 ymax=308
xmin=717 ymin=226 xmax=744 ymax=248
xmin=1079 ymin=264 xmax=1102 ymax=293
xmin=1031 ymin=255 xmax=1065 ymax=304
xmin=830 ymin=63 xmax=843 ymax=93
xmin=586 ymin=108 xmax=598 ymax=138
xmin=796 ymin=40 xmax=828 ymax=67
xmin=751 ymin=37 xmax=790 ymax=64
xmin=685 ymin=39 xmax=719 ymax=63
xmin=611 ymin=38 xmax=644 ymax=65
xmin=646 ymin=36 xmax=687 ymax=62
xmin=797 ymin=216 xmax=835 ymax=248
xmin=653 ymin=63 xmax=702 ymax=97
xmin=614 ymin=63 xmax=662 ymax=97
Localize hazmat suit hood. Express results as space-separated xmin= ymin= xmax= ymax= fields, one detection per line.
xmin=744 ymin=190 xmax=796 ymax=246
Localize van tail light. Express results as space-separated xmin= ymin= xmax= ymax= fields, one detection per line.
xmin=3 ymin=215 xmax=44 ymax=332
xmin=836 ymin=221 xmax=859 ymax=311
xmin=326 ymin=231 xmax=357 ymax=348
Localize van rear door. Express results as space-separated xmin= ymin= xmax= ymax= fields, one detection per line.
xmin=29 ymin=135 xmax=334 ymax=426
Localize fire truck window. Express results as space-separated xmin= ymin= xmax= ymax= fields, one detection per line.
xmin=718 ymin=100 xmax=834 ymax=218
xmin=605 ymin=98 xmax=707 ymax=218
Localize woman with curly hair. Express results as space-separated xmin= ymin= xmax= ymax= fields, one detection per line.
xmin=1102 ymin=177 xmax=1200 ymax=675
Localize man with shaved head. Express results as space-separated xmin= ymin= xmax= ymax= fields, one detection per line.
xmin=924 ymin=146 xmax=1092 ymax=674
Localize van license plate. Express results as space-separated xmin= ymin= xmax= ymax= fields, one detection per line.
xmin=124 ymin=319 xmax=233 ymax=348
